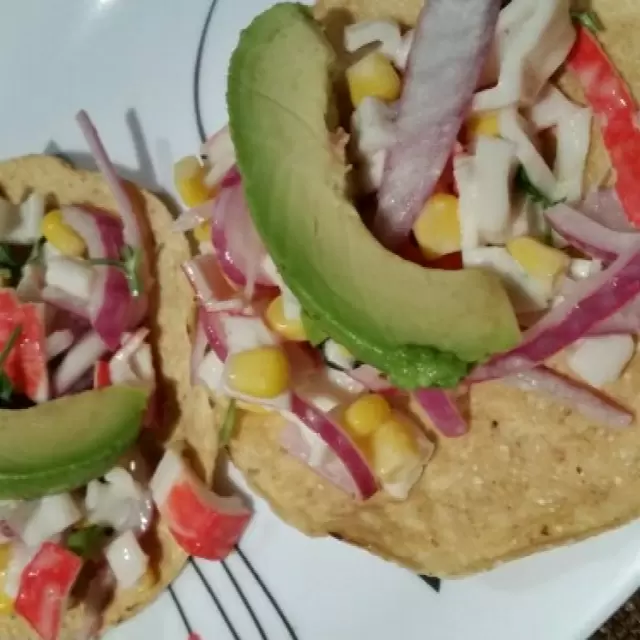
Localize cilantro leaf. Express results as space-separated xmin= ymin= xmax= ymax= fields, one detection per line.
xmin=66 ymin=525 xmax=110 ymax=559
xmin=571 ymin=10 xmax=604 ymax=35
xmin=0 ymin=325 xmax=22 ymax=402
xmin=88 ymin=244 xmax=144 ymax=297
xmin=514 ymin=166 xmax=564 ymax=209
xmin=0 ymin=245 xmax=17 ymax=269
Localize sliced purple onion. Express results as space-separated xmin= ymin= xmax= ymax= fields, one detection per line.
xmin=374 ymin=0 xmax=501 ymax=247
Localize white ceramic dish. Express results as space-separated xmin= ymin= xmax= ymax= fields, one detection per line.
xmin=0 ymin=0 xmax=637 ymax=638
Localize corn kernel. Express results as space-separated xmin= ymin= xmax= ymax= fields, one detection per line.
xmin=0 ymin=544 xmax=11 ymax=572
xmin=193 ymin=221 xmax=212 ymax=244
xmin=412 ymin=194 xmax=461 ymax=260
xmin=226 ymin=346 xmax=290 ymax=399
xmin=347 ymin=52 xmax=402 ymax=108
xmin=40 ymin=210 xmax=86 ymax=258
xmin=344 ymin=394 xmax=392 ymax=438
xmin=174 ymin=156 xmax=212 ymax=208
xmin=0 ymin=592 xmax=12 ymax=614
xmin=507 ymin=236 xmax=570 ymax=291
xmin=370 ymin=412 xmax=420 ymax=483
xmin=466 ymin=111 xmax=500 ymax=139
xmin=265 ymin=296 xmax=307 ymax=342
xmin=0 ymin=544 xmax=13 ymax=614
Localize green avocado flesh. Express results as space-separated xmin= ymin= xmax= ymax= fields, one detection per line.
xmin=227 ymin=3 xmax=520 ymax=388
xmin=0 ymin=385 xmax=148 ymax=499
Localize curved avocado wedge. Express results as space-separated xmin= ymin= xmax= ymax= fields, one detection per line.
xmin=228 ymin=4 xmax=520 ymax=388
xmin=0 ymin=385 xmax=149 ymax=500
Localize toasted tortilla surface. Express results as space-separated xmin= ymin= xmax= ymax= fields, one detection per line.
xmin=0 ymin=155 xmax=217 ymax=638
xmin=228 ymin=0 xmax=640 ymax=577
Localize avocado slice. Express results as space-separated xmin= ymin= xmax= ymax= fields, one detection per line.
xmin=0 ymin=385 xmax=149 ymax=499
xmin=228 ymin=4 xmax=520 ymax=388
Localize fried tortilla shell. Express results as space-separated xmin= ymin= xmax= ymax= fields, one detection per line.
xmin=0 ymin=155 xmax=217 ymax=638
xmin=228 ymin=0 xmax=640 ymax=577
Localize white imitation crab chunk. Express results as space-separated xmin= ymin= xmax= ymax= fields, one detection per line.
xmin=105 ymin=530 xmax=148 ymax=589
xmin=528 ymin=85 xmax=593 ymax=203
xmin=150 ymin=449 xmax=250 ymax=560
xmin=44 ymin=255 xmax=94 ymax=304
xmin=86 ymin=468 xmax=150 ymax=534
xmin=500 ymin=107 xmax=557 ymax=199
xmin=17 ymin=494 xmax=82 ymax=548
xmin=350 ymin=97 xmax=396 ymax=195
xmin=472 ymin=135 xmax=518 ymax=244
xmin=453 ymin=154 xmax=481 ymax=255
xmin=567 ymin=335 xmax=635 ymax=389
xmin=344 ymin=20 xmax=403 ymax=60
xmin=464 ymin=247 xmax=549 ymax=311
xmin=219 ymin=314 xmax=291 ymax=411
xmin=343 ymin=20 xmax=414 ymax=70
xmin=473 ymin=0 xmax=576 ymax=111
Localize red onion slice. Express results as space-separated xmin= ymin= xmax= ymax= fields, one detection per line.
xmin=470 ymin=241 xmax=640 ymax=382
xmin=200 ymin=308 xmax=229 ymax=361
xmin=182 ymin=254 xmax=243 ymax=313
xmin=210 ymin=183 xmax=274 ymax=296
xmin=76 ymin=111 xmax=141 ymax=248
xmin=279 ymin=421 xmax=361 ymax=497
xmin=413 ymin=388 xmax=468 ymax=438
xmin=582 ymin=189 xmax=636 ymax=232
xmin=503 ymin=365 xmax=633 ymax=428
xmin=62 ymin=206 xmax=135 ymax=350
xmin=374 ymin=0 xmax=501 ymax=247
xmin=546 ymin=203 xmax=637 ymax=263
xmin=288 ymin=394 xmax=378 ymax=500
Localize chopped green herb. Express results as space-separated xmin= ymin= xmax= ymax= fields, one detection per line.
xmin=66 ymin=524 xmax=110 ymax=559
xmin=571 ymin=9 xmax=604 ymax=34
xmin=220 ymin=399 xmax=237 ymax=446
xmin=0 ymin=325 xmax=22 ymax=402
xmin=89 ymin=244 xmax=144 ymax=297
xmin=514 ymin=166 xmax=564 ymax=209
xmin=0 ymin=245 xmax=17 ymax=269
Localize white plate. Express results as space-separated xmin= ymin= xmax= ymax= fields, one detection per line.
xmin=0 ymin=0 xmax=637 ymax=638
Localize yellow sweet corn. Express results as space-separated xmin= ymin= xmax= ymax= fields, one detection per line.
xmin=344 ymin=394 xmax=392 ymax=438
xmin=0 ymin=544 xmax=13 ymax=614
xmin=347 ymin=52 xmax=402 ymax=108
xmin=265 ymin=296 xmax=307 ymax=342
xmin=41 ymin=210 xmax=86 ymax=258
xmin=412 ymin=194 xmax=461 ymax=259
xmin=226 ymin=346 xmax=290 ymax=399
xmin=370 ymin=412 xmax=420 ymax=483
xmin=507 ymin=236 xmax=570 ymax=291
xmin=193 ymin=221 xmax=212 ymax=244
xmin=466 ymin=111 xmax=500 ymax=139
xmin=174 ymin=156 xmax=212 ymax=208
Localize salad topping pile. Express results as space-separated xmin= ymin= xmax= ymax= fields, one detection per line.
xmin=175 ymin=0 xmax=640 ymax=507
xmin=0 ymin=114 xmax=250 ymax=640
